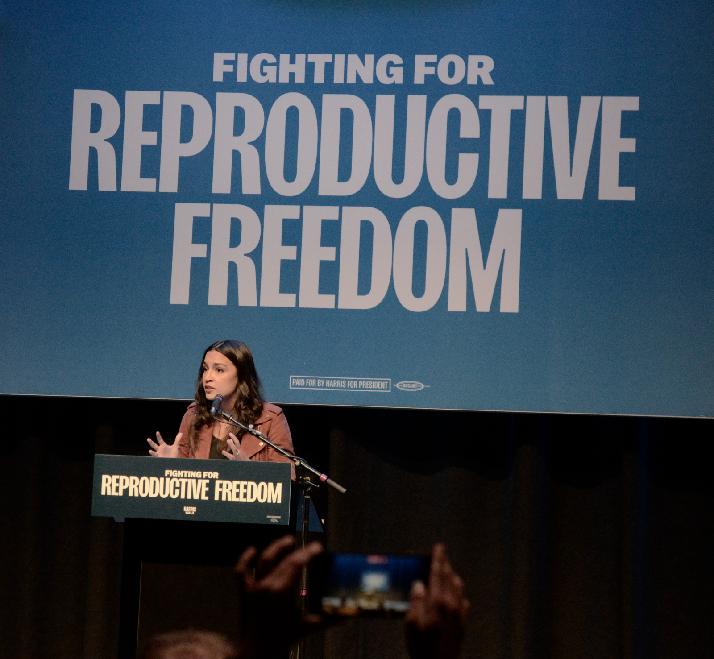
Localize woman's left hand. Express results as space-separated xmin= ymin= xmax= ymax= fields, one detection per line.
xmin=147 ymin=431 xmax=182 ymax=458
xmin=222 ymin=432 xmax=248 ymax=461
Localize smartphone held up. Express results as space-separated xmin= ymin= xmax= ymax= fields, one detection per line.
xmin=308 ymin=552 xmax=429 ymax=618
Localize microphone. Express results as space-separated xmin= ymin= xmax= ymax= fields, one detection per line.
xmin=210 ymin=394 xmax=223 ymax=418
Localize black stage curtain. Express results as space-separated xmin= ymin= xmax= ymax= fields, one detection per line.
xmin=0 ymin=395 xmax=712 ymax=659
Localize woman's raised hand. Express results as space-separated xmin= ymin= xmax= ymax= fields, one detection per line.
xmin=147 ymin=431 xmax=182 ymax=458
xmin=222 ymin=432 xmax=248 ymax=461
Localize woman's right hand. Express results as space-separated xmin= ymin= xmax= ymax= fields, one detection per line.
xmin=147 ymin=431 xmax=182 ymax=458
xmin=222 ymin=432 xmax=248 ymax=461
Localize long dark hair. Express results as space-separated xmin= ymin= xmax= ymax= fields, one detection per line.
xmin=188 ymin=340 xmax=265 ymax=455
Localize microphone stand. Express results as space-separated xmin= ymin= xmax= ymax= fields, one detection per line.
xmin=212 ymin=408 xmax=346 ymax=494
xmin=212 ymin=408 xmax=346 ymax=659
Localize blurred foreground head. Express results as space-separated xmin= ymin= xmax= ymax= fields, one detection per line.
xmin=137 ymin=630 xmax=237 ymax=659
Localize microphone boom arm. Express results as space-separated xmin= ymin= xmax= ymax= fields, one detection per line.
xmin=212 ymin=409 xmax=346 ymax=494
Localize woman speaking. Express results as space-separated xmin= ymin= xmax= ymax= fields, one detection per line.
xmin=147 ymin=340 xmax=295 ymax=474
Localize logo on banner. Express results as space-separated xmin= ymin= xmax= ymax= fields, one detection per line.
xmin=396 ymin=381 xmax=427 ymax=391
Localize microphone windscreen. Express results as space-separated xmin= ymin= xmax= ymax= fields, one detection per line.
xmin=211 ymin=394 xmax=223 ymax=416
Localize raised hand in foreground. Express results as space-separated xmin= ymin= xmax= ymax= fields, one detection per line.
xmin=234 ymin=535 xmax=323 ymax=659
xmin=136 ymin=538 xmax=469 ymax=659
xmin=405 ymin=544 xmax=471 ymax=659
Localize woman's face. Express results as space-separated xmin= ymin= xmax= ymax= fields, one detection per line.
xmin=202 ymin=350 xmax=239 ymax=409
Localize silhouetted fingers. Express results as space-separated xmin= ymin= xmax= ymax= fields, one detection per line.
xmin=254 ymin=535 xmax=297 ymax=578
xmin=264 ymin=541 xmax=323 ymax=590
xmin=451 ymin=573 xmax=466 ymax=600
xmin=235 ymin=545 xmax=259 ymax=590
xmin=406 ymin=580 xmax=427 ymax=626
xmin=429 ymin=543 xmax=449 ymax=594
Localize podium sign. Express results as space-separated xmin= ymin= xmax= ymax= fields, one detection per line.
xmin=92 ymin=455 xmax=291 ymax=525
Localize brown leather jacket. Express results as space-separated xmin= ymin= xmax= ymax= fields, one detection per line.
xmin=177 ymin=402 xmax=296 ymax=478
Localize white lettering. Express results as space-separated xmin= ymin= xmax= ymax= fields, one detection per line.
xmin=279 ymin=54 xmax=306 ymax=83
xmin=522 ymin=96 xmax=546 ymax=199
xmin=467 ymin=56 xmax=495 ymax=85
xmin=426 ymin=95 xmax=479 ymax=199
xmin=119 ymin=475 xmax=129 ymax=496
xmin=437 ymin=55 xmax=466 ymax=85
xmin=373 ymin=95 xmax=426 ymax=198
xmin=333 ymin=54 xmax=345 ymax=83
xmin=479 ymin=95 xmax=524 ymax=199
xmin=318 ymin=95 xmax=373 ymax=196
xmin=307 ymin=54 xmax=332 ymax=83
xmin=213 ymin=53 xmax=235 ymax=82
xmin=257 ymin=482 xmax=267 ymax=502
xmin=208 ymin=204 xmax=261 ymax=306
xmin=159 ymin=92 xmax=213 ymax=193
xmin=268 ymin=482 xmax=283 ymax=503
xmin=250 ymin=53 xmax=277 ymax=83
xmin=549 ymin=96 xmax=601 ymax=199
xmin=212 ymin=93 xmax=265 ymax=194
xmin=139 ymin=477 xmax=150 ymax=497
xmin=246 ymin=481 xmax=257 ymax=502
xmin=170 ymin=203 xmax=209 ymax=304
xmin=236 ymin=54 xmax=248 ymax=82
xmin=375 ymin=55 xmax=403 ymax=84
xmin=101 ymin=474 xmax=112 ymax=496
xmin=121 ymin=91 xmax=160 ymax=192
xmin=69 ymin=89 xmax=120 ymax=191
xmin=347 ymin=54 xmax=374 ymax=84
xmin=299 ymin=206 xmax=339 ymax=308
xmin=338 ymin=207 xmax=393 ymax=310
xmin=598 ymin=96 xmax=638 ymax=200
xmin=414 ymin=55 xmax=437 ymax=84
xmin=265 ymin=93 xmax=318 ymax=196
xmin=448 ymin=208 xmax=521 ymax=312
xmin=393 ymin=207 xmax=447 ymax=312
xmin=260 ymin=205 xmax=299 ymax=307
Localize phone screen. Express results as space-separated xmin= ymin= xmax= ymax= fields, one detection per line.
xmin=308 ymin=552 xmax=428 ymax=617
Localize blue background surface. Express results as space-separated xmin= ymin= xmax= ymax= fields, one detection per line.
xmin=0 ymin=0 xmax=712 ymax=416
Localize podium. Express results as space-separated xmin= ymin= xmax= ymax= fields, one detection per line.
xmin=92 ymin=455 xmax=306 ymax=658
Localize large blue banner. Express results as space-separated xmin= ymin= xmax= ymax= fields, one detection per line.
xmin=0 ymin=0 xmax=712 ymax=416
